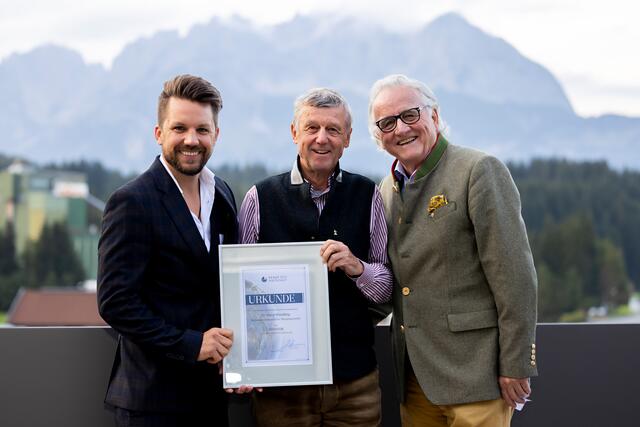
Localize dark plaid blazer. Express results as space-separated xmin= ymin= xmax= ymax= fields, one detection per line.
xmin=97 ymin=157 xmax=237 ymax=416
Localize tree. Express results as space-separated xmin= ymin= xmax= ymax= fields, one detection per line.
xmin=537 ymin=263 xmax=583 ymax=322
xmin=511 ymin=158 xmax=640 ymax=288
xmin=531 ymin=214 xmax=599 ymax=309
xmin=22 ymin=223 xmax=85 ymax=288
xmin=0 ymin=222 xmax=19 ymax=275
xmin=531 ymin=212 xmax=633 ymax=320
xmin=0 ymin=223 xmax=22 ymax=311
xmin=596 ymin=240 xmax=632 ymax=307
xmin=0 ymin=272 xmax=23 ymax=311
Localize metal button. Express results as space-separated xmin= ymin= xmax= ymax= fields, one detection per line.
xmin=531 ymin=344 xmax=536 ymax=349
xmin=398 ymin=217 xmax=403 ymax=225
xmin=532 ymin=349 xmax=536 ymax=355
xmin=531 ymin=355 xmax=536 ymax=361
xmin=530 ymin=360 xmax=536 ymax=367
xmin=402 ymin=287 xmax=410 ymax=296
xmin=400 ymin=325 xmax=405 ymax=332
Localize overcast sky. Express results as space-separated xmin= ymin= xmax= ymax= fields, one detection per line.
xmin=3 ymin=0 xmax=639 ymax=117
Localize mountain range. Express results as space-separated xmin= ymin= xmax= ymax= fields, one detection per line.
xmin=1 ymin=12 xmax=638 ymax=174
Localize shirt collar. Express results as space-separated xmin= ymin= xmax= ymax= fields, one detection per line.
xmin=290 ymin=156 xmax=342 ymax=187
xmin=391 ymin=133 xmax=449 ymax=187
xmin=393 ymin=161 xmax=417 ymax=184
xmin=159 ymin=154 xmax=216 ymax=195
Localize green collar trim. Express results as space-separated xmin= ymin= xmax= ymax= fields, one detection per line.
xmin=414 ymin=134 xmax=448 ymax=181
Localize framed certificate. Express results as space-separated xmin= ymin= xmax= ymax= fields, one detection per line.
xmin=219 ymin=242 xmax=332 ymax=388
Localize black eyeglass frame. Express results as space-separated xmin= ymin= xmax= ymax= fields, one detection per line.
xmin=375 ymin=105 xmax=427 ymax=133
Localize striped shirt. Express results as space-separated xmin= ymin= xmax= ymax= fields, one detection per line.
xmin=238 ymin=162 xmax=392 ymax=303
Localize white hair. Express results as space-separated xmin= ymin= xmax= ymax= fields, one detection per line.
xmin=368 ymin=74 xmax=448 ymax=148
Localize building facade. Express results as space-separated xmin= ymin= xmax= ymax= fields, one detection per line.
xmin=0 ymin=161 xmax=99 ymax=280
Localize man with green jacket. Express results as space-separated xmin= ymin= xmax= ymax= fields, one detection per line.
xmin=368 ymin=74 xmax=538 ymax=427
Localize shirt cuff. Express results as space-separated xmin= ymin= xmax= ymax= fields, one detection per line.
xmin=354 ymin=260 xmax=373 ymax=288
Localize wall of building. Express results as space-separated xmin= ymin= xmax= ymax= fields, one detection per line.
xmin=0 ymin=166 xmax=98 ymax=281
xmin=1 ymin=324 xmax=639 ymax=426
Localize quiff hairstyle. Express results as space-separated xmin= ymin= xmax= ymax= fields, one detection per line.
xmin=157 ymin=74 xmax=223 ymax=127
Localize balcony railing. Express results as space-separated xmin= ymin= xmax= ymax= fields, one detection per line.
xmin=1 ymin=323 xmax=638 ymax=427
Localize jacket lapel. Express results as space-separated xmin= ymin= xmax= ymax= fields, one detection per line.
xmin=149 ymin=157 xmax=210 ymax=263
xmin=213 ymin=176 xmax=235 ymax=214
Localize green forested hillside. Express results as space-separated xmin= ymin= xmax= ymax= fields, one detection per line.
xmin=510 ymin=159 xmax=639 ymax=320
xmin=1 ymin=155 xmax=637 ymax=321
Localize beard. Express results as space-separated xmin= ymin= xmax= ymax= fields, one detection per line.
xmin=164 ymin=147 xmax=211 ymax=176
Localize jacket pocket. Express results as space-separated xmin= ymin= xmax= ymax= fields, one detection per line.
xmin=447 ymin=308 xmax=498 ymax=332
xmin=431 ymin=201 xmax=457 ymax=220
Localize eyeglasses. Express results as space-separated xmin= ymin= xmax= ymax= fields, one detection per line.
xmin=375 ymin=106 xmax=426 ymax=133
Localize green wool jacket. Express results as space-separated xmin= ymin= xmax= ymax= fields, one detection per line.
xmin=379 ymin=136 xmax=538 ymax=405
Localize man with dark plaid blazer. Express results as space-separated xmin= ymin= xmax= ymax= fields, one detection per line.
xmin=98 ymin=74 xmax=238 ymax=426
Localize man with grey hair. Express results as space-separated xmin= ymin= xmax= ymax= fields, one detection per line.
xmin=369 ymin=74 xmax=538 ymax=426
xmin=239 ymin=87 xmax=392 ymax=426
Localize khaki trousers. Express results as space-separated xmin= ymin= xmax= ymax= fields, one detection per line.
xmin=401 ymin=368 xmax=513 ymax=427
xmin=253 ymin=369 xmax=381 ymax=427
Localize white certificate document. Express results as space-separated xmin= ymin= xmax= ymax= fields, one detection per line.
xmin=220 ymin=242 xmax=332 ymax=388
xmin=240 ymin=264 xmax=313 ymax=367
